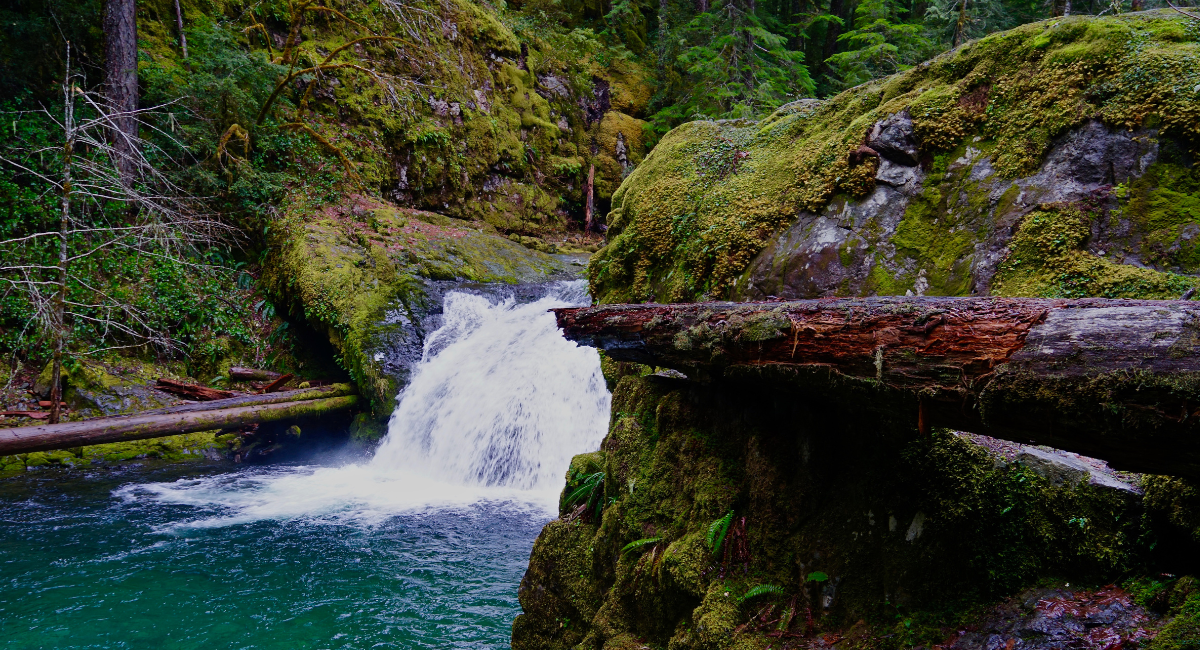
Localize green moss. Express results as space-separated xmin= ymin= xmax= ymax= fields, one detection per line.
xmin=515 ymin=374 xmax=1154 ymax=650
xmin=992 ymin=206 xmax=1200 ymax=299
xmin=592 ymin=12 xmax=1200 ymax=303
xmin=263 ymin=201 xmax=569 ymax=413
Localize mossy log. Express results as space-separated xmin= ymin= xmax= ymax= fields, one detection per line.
xmin=229 ymin=367 xmax=282 ymax=381
xmin=0 ymin=394 xmax=359 ymax=456
xmin=555 ymin=297 xmax=1200 ymax=477
xmin=127 ymin=383 xmax=356 ymax=418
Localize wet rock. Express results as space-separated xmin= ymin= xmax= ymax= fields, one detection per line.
xmin=741 ymin=120 xmax=1161 ymax=300
xmin=866 ymin=110 xmax=918 ymax=166
xmin=947 ymin=585 xmax=1155 ymax=650
xmin=1016 ymin=447 xmax=1141 ymax=494
xmin=536 ymin=73 xmax=571 ymax=99
xmin=875 ymin=158 xmax=919 ymax=188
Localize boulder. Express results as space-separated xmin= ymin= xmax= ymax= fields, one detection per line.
xmin=865 ymin=110 xmax=918 ymax=166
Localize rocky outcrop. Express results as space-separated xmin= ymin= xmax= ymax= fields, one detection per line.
xmin=590 ymin=12 xmax=1200 ymax=304
xmin=744 ymin=119 xmax=1165 ymax=300
xmin=512 ymin=368 xmax=1165 ymax=650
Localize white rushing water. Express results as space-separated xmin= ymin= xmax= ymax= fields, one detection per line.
xmin=120 ymin=280 xmax=610 ymax=527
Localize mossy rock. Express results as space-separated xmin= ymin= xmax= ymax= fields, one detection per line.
xmin=591 ymin=12 xmax=1200 ymax=304
xmin=515 ymin=373 xmax=1158 ymax=649
xmin=262 ymin=198 xmax=577 ymax=414
xmin=33 ymin=360 xmax=176 ymax=416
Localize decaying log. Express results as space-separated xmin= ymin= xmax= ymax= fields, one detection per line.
xmin=262 ymin=373 xmax=295 ymax=393
xmin=98 ymin=383 xmax=356 ymax=419
xmin=0 ymin=394 xmax=359 ymax=456
xmin=554 ymin=297 xmax=1200 ymax=477
xmin=229 ymin=367 xmax=282 ymax=381
xmin=156 ymin=378 xmax=235 ymax=401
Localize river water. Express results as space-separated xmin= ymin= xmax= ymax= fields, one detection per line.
xmin=0 ymin=281 xmax=610 ymax=648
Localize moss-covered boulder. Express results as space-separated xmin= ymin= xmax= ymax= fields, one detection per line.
xmin=513 ymin=370 xmax=1167 ymax=649
xmin=33 ymin=359 xmax=176 ymax=417
xmin=590 ymin=11 xmax=1200 ymax=303
xmin=262 ymin=197 xmax=579 ymax=415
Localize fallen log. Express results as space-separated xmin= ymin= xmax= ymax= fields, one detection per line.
xmin=554 ymin=297 xmax=1200 ymax=478
xmin=93 ymin=383 xmax=357 ymax=419
xmin=229 ymin=367 xmax=282 ymax=381
xmin=156 ymin=378 xmax=235 ymax=401
xmin=0 ymin=394 xmax=359 ymax=456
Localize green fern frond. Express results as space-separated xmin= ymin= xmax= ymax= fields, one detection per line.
xmin=738 ymin=584 xmax=785 ymax=604
xmin=707 ymin=509 xmax=734 ymax=556
xmin=620 ymin=537 xmax=662 ymax=557
xmin=562 ymin=472 xmax=609 ymax=521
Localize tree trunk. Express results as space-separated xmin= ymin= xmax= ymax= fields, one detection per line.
xmin=954 ymin=0 xmax=969 ymax=47
xmin=584 ymin=163 xmax=596 ymax=232
xmin=173 ymin=0 xmax=188 ymax=59
xmin=0 ymin=395 xmax=359 ymax=456
xmin=554 ymin=297 xmax=1200 ymax=478
xmin=50 ymin=49 xmax=76 ymax=426
xmin=103 ymin=0 xmax=138 ymax=188
xmin=822 ymin=0 xmax=850 ymax=77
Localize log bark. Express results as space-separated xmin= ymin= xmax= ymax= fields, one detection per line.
xmin=261 ymin=373 xmax=295 ymax=393
xmin=103 ymin=383 xmax=356 ymax=419
xmin=0 ymin=395 xmax=359 ymax=457
xmin=155 ymin=378 xmax=235 ymax=401
xmin=103 ymin=0 xmax=138 ymax=187
xmin=554 ymin=297 xmax=1200 ymax=478
xmin=229 ymin=367 xmax=282 ymax=381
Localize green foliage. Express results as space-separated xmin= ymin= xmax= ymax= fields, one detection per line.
xmin=707 ymin=509 xmax=735 ymax=556
xmin=620 ymin=537 xmax=662 ymax=557
xmin=806 ymin=571 xmax=829 ymax=582
xmin=564 ymin=471 xmax=608 ymax=520
xmin=826 ymin=0 xmax=938 ymax=90
xmin=737 ymin=584 xmax=785 ymax=604
xmin=669 ymin=0 xmax=812 ymax=121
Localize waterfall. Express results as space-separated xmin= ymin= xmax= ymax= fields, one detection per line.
xmin=372 ymin=281 xmax=609 ymax=490
xmin=122 ymin=280 xmax=610 ymax=527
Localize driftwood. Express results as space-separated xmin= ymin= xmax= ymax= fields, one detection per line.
xmin=555 ymin=297 xmax=1200 ymax=477
xmin=0 ymin=393 xmax=359 ymax=456
xmin=156 ymin=378 xmax=235 ymax=401
xmin=229 ymin=367 xmax=282 ymax=381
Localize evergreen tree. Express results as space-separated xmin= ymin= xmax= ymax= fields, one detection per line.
xmin=669 ymin=0 xmax=813 ymax=119
xmin=825 ymin=0 xmax=936 ymax=89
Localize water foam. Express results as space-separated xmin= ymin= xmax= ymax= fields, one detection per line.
xmin=119 ymin=280 xmax=609 ymax=528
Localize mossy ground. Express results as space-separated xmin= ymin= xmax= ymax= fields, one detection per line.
xmin=515 ymin=369 xmax=1160 ymax=649
xmin=590 ymin=12 xmax=1200 ymax=303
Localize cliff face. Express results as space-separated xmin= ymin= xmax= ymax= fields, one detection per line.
xmin=517 ymin=12 xmax=1200 ymax=648
xmin=513 ymin=367 xmax=1166 ymax=649
xmin=589 ymin=12 xmax=1200 ymax=304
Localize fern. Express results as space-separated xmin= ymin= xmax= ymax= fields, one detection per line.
xmin=706 ymin=510 xmax=734 ymax=557
xmin=562 ymin=471 xmax=606 ymax=519
xmin=738 ymin=584 xmax=785 ymax=604
xmin=620 ymin=537 xmax=662 ymax=557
